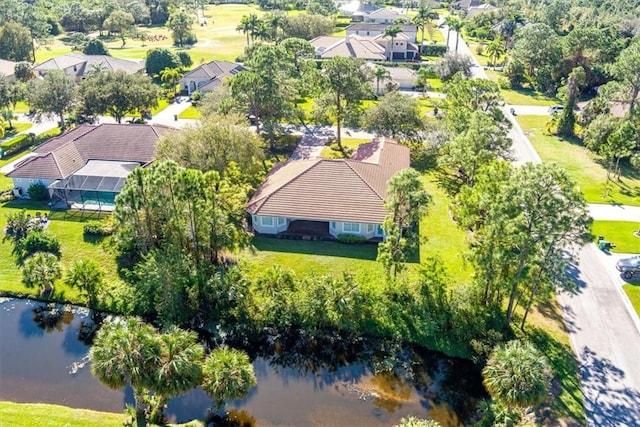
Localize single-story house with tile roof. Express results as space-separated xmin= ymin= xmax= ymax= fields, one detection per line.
xmin=312 ymin=34 xmax=419 ymax=61
xmin=6 ymin=123 xmax=172 ymax=210
xmin=33 ymin=53 xmax=144 ymax=81
xmin=467 ymin=3 xmax=499 ymax=17
xmin=179 ymin=60 xmax=246 ymax=95
xmin=346 ymin=23 xmax=418 ymax=43
xmin=247 ymin=139 xmax=410 ymax=240
xmin=0 ymin=59 xmax=17 ymax=80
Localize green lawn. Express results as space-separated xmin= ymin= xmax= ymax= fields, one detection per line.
xmin=3 ymin=122 xmax=33 ymax=137
xmin=591 ymin=221 xmax=640 ymax=254
xmin=517 ymin=115 xmax=640 ymax=206
xmin=178 ymin=105 xmax=202 ymax=119
xmin=0 ymin=402 xmax=203 ymax=427
xmin=320 ymin=137 xmax=373 ymax=158
xmin=501 ymin=87 xmax=559 ymax=106
xmin=0 ymin=402 xmax=127 ymax=427
xmin=623 ymin=284 xmax=640 ymax=318
xmin=0 ymin=200 xmax=122 ymax=301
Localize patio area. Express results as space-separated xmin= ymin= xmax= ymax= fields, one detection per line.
xmin=278 ymin=220 xmax=333 ymax=240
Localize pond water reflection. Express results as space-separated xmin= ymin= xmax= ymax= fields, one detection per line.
xmin=0 ymin=299 xmax=484 ymax=426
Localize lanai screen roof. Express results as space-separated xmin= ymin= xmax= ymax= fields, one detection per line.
xmin=48 ymin=160 xmax=139 ymax=192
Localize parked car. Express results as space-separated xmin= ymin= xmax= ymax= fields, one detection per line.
xmin=548 ymin=105 xmax=564 ymax=114
xmin=616 ymin=255 xmax=640 ymax=279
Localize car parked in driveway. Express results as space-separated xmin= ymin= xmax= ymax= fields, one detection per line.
xmin=616 ymin=255 xmax=640 ymax=279
xmin=548 ymin=105 xmax=564 ymax=114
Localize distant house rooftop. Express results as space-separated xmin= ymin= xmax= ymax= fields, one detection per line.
xmin=33 ymin=53 xmax=144 ymax=78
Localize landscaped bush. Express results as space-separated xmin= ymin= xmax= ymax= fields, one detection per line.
xmin=15 ymin=231 xmax=61 ymax=263
xmin=27 ymin=183 xmax=49 ymax=201
xmin=0 ymin=134 xmax=30 ymax=156
xmin=83 ymin=219 xmax=115 ymax=236
xmin=337 ymin=234 xmax=367 ymax=244
xmin=420 ymin=44 xmax=448 ymax=57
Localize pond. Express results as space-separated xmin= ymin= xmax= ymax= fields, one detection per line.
xmin=0 ymin=299 xmax=485 ymax=426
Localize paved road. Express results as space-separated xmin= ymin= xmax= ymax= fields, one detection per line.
xmin=559 ymin=245 xmax=640 ymax=426
xmin=443 ymin=23 xmax=640 ymax=426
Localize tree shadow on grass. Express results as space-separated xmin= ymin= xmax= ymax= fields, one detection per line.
xmin=527 ymin=327 xmax=585 ymax=423
xmin=251 ymin=236 xmax=378 ymax=261
xmin=579 ymin=346 xmax=640 ymax=427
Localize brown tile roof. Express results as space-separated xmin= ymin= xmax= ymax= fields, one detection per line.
xmin=247 ymin=139 xmax=410 ymax=224
xmin=7 ymin=124 xmax=172 ymax=179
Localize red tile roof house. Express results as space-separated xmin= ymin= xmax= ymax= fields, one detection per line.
xmin=247 ymin=139 xmax=410 ymax=240
xmin=6 ymin=123 xmax=172 ymax=211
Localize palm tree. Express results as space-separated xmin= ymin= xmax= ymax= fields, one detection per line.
xmin=265 ymin=12 xmax=284 ymax=44
xmin=485 ymin=38 xmax=506 ymax=67
xmin=22 ymin=252 xmax=62 ymax=295
xmin=159 ymin=67 xmax=183 ymax=96
xmin=236 ymin=14 xmax=260 ymax=47
xmin=444 ymin=16 xmax=457 ymax=52
xmin=64 ymin=259 xmax=104 ymax=308
xmin=373 ymin=65 xmax=391 ymax=96
xmin=252 ymin=20 xmax=271 ymax=43
xmin=383 ymin=25 xmax=402 ymax=62
xmin=1 ymin=109 xmax=16 ymax=130
xmin=417 ymin=67 xmax=431 ymax=97
xmin=482 ymin=340 xmax=552 ymax=411
xmin=449 ymin=18 xmax=464 ymax=53
xmin=151 ymin=328 xmax=205 ymax=422
xmin=90 ymin=318 xmax=162 ymax=427
xmin=413 ymin=2 xmax=438 ymax=46
xmin=201 ymin=346 xmax=257 ymax=410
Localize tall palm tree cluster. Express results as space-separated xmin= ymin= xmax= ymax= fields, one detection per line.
xmin=237 ymin=12 xmax=284 ymax=47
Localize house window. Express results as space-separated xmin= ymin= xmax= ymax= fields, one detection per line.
xmin=376 ymin=225 xmax=384 ymax=236
xmin=367 ymin=224 xmax=375 ymax=233
xmin=277 ymin=217 xmax=286 ymax=226
xmin=343 ymin=222 xmax=361 ymax=233
xmin=366 ymin=31 xmax=370 ymax=35
xmin=261 ymin=216 xmax=274 ymax=226
xmin=330 ymin=221 xmax=336 ymax=229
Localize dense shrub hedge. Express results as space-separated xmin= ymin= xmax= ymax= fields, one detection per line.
xmin=337 ymin=234 xmax=367 ymax=244
xmin=27 ymin=183 xmax=49 ymax=201
xmin=0 ymin=134 xmax=30 ymax=156
xmin=83 ymin=219 xmax=115 ymax=236
xmin=420 ymin=44 xmax=448 ymax=57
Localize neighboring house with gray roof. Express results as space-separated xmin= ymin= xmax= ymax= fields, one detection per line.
xmin=247 ymin=139 xmax=409 ymax=240
xmin=33 ymin=53 xmax=144 ymax=81
xmin=0 ymin=59 xmax=17 ymax=80
xmin=346 ymin=23 xmax=418 ymax=43
xmin=312 ymin=33 xmax=419 ymax=61
xmin=179 ymin=60 xmax=246 ymax=95
xmin=7 ymin=123 xmax=171 ymax=210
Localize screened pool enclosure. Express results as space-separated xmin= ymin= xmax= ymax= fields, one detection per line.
xmin=48 ymin=160 xmax=139 ymax=212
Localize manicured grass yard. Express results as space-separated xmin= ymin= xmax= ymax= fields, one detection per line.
xmin=591 ymin=221 xmax=640 ymax=254
xmin=0 ymin=401 xmax=203 ymax=427
xmin=320 ymin=137 xmax=374 ymax=158
xmin=0 ymin=200 xmax=122 ymax=301
xmin=623 ymin=284 xmax=640 ymax=318
xmin=0 ymin=402 xmax=127 ymax=427
xmin=178 ymin=105 xmax=202 ymax=119
xmin=2 ymin=122 xmax=33 ymax=137
xmin=501 ymin=87 xmax=558 ymax=106
xmin=517 ymin=115 xmax=640 ymax=206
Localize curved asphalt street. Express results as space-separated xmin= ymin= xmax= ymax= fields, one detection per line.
xmin=441 ymin=24 xmax=640 ymax=426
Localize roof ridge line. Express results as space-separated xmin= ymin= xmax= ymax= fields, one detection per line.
xmin=344 ymin=159 xmax=384 ymax=200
